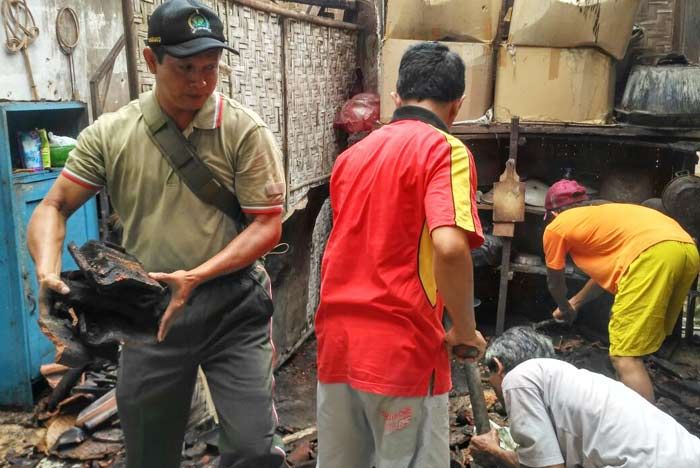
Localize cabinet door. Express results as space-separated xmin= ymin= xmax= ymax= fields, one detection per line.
xmin=13 ymin=173 xmax=100 ymax=376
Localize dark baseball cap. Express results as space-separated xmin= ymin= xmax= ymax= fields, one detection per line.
xmin=146 ymin=0 xmax=238 ymax=58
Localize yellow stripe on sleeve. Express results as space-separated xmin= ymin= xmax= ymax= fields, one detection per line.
xmin=436 ymin=129 xmax=476 ymax=233
xmin=418 ymin=222 xmax=437 ymax=307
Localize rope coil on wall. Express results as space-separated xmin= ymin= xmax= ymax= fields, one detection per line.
xmin=1 ymin=0 xmax=38 ymax=52
xmin=1 ymin=0 xmax=39 ymax=99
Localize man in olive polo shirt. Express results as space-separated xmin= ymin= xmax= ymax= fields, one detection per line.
xmin=27 ymin=1 xmax=286 ymax=467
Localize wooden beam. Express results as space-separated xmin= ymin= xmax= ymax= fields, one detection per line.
xmin=285 ymin=0 xmax=356 ymax=9
xmin=451 ymin=122 xmax=700 ymax=140
xmin=495 ymin=117 xmax=520 ymax=336
xmin=282 ymin=426 xmax=317 ymax=445
xmin=233 ymin=0 xmax=360 ymax=30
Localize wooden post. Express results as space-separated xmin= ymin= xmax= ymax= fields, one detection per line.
xmin=494 ymin=117 xmax=521 ymax=335
xmin=121 ymin=0 xmax=140 ymax=100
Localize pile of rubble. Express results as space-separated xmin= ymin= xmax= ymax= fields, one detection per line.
xmin=0 ymin=241 xmax=221 ymax=467
xmin=1 ymin=241 xmax=332 ymax=467
xmin=36 ymin=363 xmax=121 ymax=462
xmin=3 ymin=240 xmax=696 ymax=466
xmin=549 ymin=325 xmax=700 ymax=438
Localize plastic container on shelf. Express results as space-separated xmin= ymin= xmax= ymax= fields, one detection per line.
xmin=49 ymin=144 xmax=74 ymax=167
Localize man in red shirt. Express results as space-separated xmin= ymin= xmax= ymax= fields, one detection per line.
xmin=315 ymin=42 xmax=486 ymax=467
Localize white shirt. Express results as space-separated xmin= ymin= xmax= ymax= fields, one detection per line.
xmin=503 ymin=358 xmax=700 ymax=468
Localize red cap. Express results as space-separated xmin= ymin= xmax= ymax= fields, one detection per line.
xmin=545 ymin=179 xmax=589 ymax=211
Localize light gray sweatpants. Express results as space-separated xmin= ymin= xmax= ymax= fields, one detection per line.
xmin=316 ymin=382 xmax=450 ymax=468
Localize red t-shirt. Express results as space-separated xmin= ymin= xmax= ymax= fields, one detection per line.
xmin=315 ymin=106 xmax=484 ymax=397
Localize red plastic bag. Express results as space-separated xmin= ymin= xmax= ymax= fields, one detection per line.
xmin=334 ymin=93 xmax=380 ymax=134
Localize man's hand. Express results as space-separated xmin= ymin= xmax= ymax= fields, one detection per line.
xmin=149 ymin=270 xmax=200 ymax=342
xmin=471 ymin=428 xmax=521 ymax=468
xmin=470 ymin=428 xmax=500 ymax=457
xmin=445 ymin=328 xmax=487 ymax=361
xmin=38 ymin=273 xmax=70 ymax=316
xmin=552 ymin=300 xmax=578 ymax=324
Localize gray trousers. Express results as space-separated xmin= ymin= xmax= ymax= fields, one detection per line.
xmin=316 ymin=383 xmax=450 ymax=468
xmin=116 ymin=267 xmax=285 ymax=468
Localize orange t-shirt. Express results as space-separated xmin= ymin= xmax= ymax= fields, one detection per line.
xmin=543 ymin=204 xmax=694 ymax=293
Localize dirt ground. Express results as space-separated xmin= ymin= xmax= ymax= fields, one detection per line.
xmin=275 ymin=339 xmax=318 ymax=432
xmin=2 ymin=326 xmax=699 ymax=467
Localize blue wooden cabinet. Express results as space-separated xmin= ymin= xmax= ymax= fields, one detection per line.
xmin=0 ymin=102 xmax=98 ymax=408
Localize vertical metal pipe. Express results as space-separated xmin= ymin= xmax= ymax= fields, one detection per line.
xmin=121 ymin=0 xmax=140 ymax=100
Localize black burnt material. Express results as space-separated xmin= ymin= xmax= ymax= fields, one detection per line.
xmin=41 ymin=241 xmax=169 ymax=366
xmin=67 ymin=240 xmax=164 ymax=295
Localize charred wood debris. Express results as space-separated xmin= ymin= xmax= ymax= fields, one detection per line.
xmin=2 ymin=241 xmax=699 ymax=467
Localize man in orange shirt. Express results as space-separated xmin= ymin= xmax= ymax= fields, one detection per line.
xmin=543 ymin=180 xmax=698 ymax=402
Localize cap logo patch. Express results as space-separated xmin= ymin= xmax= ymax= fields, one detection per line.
xmin=188 ymin=12 xmax=211 ymax=33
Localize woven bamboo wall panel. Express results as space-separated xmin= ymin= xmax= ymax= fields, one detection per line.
xmin=224 ymin=4 xmax=284 ymax=143
xmin=134 ymin=1 xmax=284 ymax=144
xmin=133 ymin=0 xmax=156 ymax=93
xmin=284 ymin=19 xmax=357 ymax=208
xmin=134 ymin=0 xmax=357 ymax=210
xmin=634 ymin=0 xmax=677 ymax=55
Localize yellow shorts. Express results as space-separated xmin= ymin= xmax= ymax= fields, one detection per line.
xmin=609 ymin=241 xmax=699 ymax=357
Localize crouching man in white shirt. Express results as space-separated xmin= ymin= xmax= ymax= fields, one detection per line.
xmin=470 ymin=326 xmax=700 ymax=468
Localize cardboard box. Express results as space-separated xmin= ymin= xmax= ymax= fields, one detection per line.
xmin=385 ymin=0 xmax=503 ymax=43
xmin=494 ymin=45 xmax=615 ymax=124
xmin=380 ymin=39 xmax=494 ymax=123
xmin=508 ymin=0 xmax=641 ymax=60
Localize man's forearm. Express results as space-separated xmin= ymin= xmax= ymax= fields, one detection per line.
xmin=187 ymin=213 xmax=282 ymax=285
xmin=434 ymin=243 xmax=476 ymax=336
xmin=570 ymin=279 xmax=604 ymax=308
xmin=488 ymin=448 xmax=561 ymax=468
xmin=27 ymin=203 xmax=68 ymax=280
xmin=546 ymin=268 xmax=573 ymax=313
xmin=27 ymin=176 xmax=96 ymax=282
xmin=492 ymin=447 xmax=519 ymax=468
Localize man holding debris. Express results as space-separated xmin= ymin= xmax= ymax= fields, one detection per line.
xmin=469 ymin=326 xmax=700 ymax=468
xmin=315 ymin=42 xmax=486 ymax=467
xmin=542 ymin=179 xmax=698 ymax=402
xmin=27 ymin=1 xmax=286 ymax=467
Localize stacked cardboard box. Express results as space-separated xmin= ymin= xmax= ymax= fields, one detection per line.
xmin=494 ymin=0 xmax=641 ymax=124
xmin=380 ymin=0 xmax=503 ymax=123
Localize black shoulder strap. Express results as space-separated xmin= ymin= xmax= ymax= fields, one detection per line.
xmin=139 ymin=93 xmax=247 ymax=230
